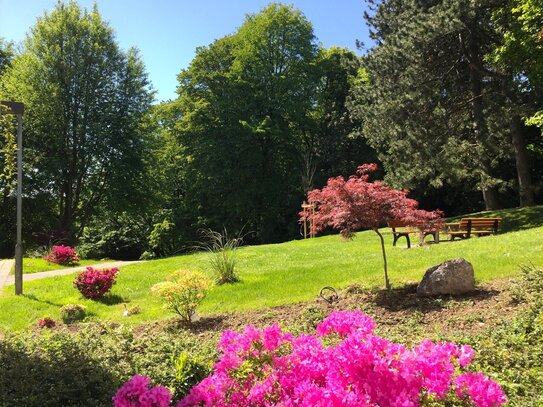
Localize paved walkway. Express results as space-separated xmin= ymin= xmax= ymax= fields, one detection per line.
xmin=0 ymin=259 xmax=15 ymax=293
xmin=3 ymin=260 xmax=143 ymax=286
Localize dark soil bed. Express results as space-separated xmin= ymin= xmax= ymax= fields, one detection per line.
xmin=137 ymin=278 xmax=523 ymax=342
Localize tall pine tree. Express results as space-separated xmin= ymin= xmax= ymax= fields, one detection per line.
xmin=352 ymin=0 xmax=537 ymax=210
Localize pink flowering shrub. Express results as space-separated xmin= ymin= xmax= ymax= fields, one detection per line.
xmin=115 ymin=310 xmax=506 ymax=406
xmin=113 ymin=375 xmax=172 ymax=407
xmin=179 ymin=310 xmax=506 ymax=407
xmin=73 ymin=266 xmax=119 ymax=299
xmin=37 ymin=317 xmax=56 ymax=329
xmin=454 ymin=373 xmax=508 ymax=407
xmin=43 ymin=245 xmax=80 ymax=265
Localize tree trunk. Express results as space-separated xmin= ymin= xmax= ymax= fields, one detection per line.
xmin=511 ymin=115 xmax=535 ymax=207
xmin=301 ymin=132 xmax=317 ymax=193
xmin=374 ymin=228 xmax=390 ymax=290
xmin=466 ymin=29 xmax=502 ymax=211
xmin=482 ymin=187 xmax=501 ymax=210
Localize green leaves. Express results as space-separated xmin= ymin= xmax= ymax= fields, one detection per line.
xmin=352 ymin=0 xmax=542 ymax=210
xmin=172 ymin=4 xmax=321 ymax=243
xmin=0 ymin=1 xmax=154 ymax=240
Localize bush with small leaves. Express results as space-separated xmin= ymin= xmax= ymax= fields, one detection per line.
xmin=510 ymin=264 xmax=543 ymax=305
xmin=170 ymin=352 xmax=213 ymax=401
xmin=0 ymin=323 xmax=216 ymax=407
xmin=60 ymin=304 xmax=87 ymax=324
xmin=151 ymin=270 xmax=210 ymax=323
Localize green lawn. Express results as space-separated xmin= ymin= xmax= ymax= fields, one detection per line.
xmin=0 ymin=205 xmax=542 ymax=332
xmin=13 ymin=258 xmax=102 ymax=274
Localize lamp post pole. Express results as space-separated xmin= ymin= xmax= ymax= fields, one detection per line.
xmin=1 ymin=101 xmax=25 ymax=294
xmin=15 ymin=112 xmax=23 ymax=295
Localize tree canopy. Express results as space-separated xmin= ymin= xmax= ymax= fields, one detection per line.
xmin=0 ymin=1 xmax=541 ymax=258
xmin=350 ymin=0 xmax=542 ymax=211
xmin=168 ymin=3 xmax=372 ymax=244
xmin=0 ymin=1 xmax=154 ymax=242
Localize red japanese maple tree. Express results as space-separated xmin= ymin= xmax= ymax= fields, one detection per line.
xmin=301 ymin=164 xmax=443 ymax=290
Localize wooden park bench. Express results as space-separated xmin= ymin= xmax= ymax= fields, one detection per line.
xmin=441 ymin=217 xmax=502 ymax=240
xmin=388 ymin=220 xmax=439 ymax=249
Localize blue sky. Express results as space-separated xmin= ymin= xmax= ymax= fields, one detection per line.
xmin=0 ymin=1 xmax=371 ymax=102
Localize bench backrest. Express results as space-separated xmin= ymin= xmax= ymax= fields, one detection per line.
xmin=388 ymin=220 xmax=409 ymax=228
xmin=459 ymin=218 xmax=502 ymax=232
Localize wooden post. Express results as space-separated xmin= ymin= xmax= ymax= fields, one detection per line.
xmin=303 ymin=211 xmax=307 ymax=239
xmin=310 ymin=204 xmax=315 ymax=238
xmin=301 ymin=202 xmax=309 ymax=239
xmin=301 ymin=202 xmax=316 ymax=239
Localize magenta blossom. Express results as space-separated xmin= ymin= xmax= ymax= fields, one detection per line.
xmin=176 ymin=310 xmax=507 ymax=406
xmin=113 ymin=375 xmax=171 ymax=407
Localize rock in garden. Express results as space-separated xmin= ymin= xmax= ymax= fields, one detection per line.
xmin=417 ymin=258 xmax=475 ymax=296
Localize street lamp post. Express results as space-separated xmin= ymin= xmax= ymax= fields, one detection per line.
xmin=1 ymin=101 xmax=24 ymax=295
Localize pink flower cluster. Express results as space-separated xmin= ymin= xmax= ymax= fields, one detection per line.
xmin=180 ymin=310 xmax=506 ymax=407
xmin=115 ymin=310 xmax=506 ymax=407
xmin=113 ymin=375 xmax=172 ymax=407
xmin=43 ymin=245 xmax=80 ymax=265
xmin=455 ymin=373 xmax=508 ymax=407
xmin=73 ymin=266 xmax=119 ymax=299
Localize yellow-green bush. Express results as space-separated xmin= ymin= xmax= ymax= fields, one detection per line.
xmin=152 ymin=270 xmax=211 ymax=323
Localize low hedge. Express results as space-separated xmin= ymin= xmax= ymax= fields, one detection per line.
xmin=0 ymin=324 xmax=215 ymax=407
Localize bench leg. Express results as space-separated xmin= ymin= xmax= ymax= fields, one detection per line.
xmin=393 ymin=234 xmax=410 ymax=248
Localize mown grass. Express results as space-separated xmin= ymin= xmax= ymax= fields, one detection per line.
xmin=0 ymin=205 xmax=541 ymax=332
xmin=12 ymin=258 xmax=102 ymax=274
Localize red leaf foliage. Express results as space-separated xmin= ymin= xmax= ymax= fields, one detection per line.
xmin=301 ymin=164 xmax=443 ymax=237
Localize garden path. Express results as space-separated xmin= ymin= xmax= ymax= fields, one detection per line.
xmin=3 ymin=260 xmax=143 ymax=287
xmin=0 ymin=259 xmax=15 ymax=294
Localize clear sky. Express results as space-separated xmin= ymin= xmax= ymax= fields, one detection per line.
xmin=0 ymin=1 xmax=371 ymax=102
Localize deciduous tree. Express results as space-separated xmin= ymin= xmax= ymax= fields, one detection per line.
xmin=174 ymin=3 xmax=320 ymax=243
xmin=301 ymin=164 xmax=442 ymax=290
xmin=0 ymin=2 xmax=154 ymax=240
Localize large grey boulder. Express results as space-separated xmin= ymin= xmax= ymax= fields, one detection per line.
xmin=417 ymin=258 xmax=475 ymax=296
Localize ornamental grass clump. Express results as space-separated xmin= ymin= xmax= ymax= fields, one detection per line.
xmin=43 ymin=245 xmax=80 ymax=265
xmin=117 ymin=310 xmax=506 ymax=407
xmin=151 ymin=270 xmax=211 ymax=323
xmin=73 ymin=266 xmax=119 ymax=299
xmin=199 ymin=229 xmax=241 ymax=285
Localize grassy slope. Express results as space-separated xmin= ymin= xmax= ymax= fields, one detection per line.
xmin=447 ymin=204 xmax=543 ymax=232
xmin=0 ymin=206 xmax=542 ymax=332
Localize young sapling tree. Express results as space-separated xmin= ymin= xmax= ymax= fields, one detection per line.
xmin=301 ymin=164 xmax=443 ymax=290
